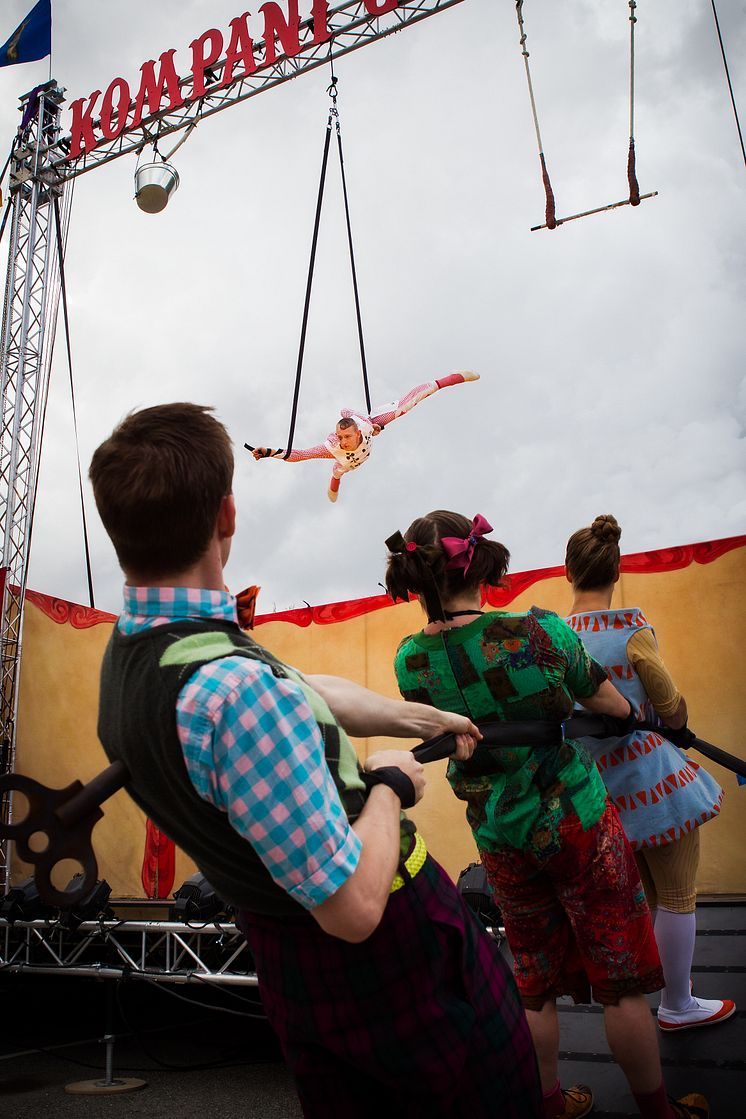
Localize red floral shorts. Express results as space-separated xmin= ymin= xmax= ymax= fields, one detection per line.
xmin=481 ymin=801 xmax=664 ymax=1009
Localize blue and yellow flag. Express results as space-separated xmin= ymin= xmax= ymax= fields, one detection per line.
xmin=0 ymin=1 xmax=51 ymax=68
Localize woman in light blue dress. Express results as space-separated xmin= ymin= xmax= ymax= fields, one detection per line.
xmin=565 ymin=514 xmax=733 ymax=1034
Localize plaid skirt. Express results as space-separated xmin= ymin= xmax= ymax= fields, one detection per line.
xmin=238 ymin=854 xmax=542 ymax=1119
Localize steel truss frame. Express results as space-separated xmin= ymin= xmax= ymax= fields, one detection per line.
xmin=0 ymin=0 xmax=464 ymax=894
xmin=0 ymin=917 xmax=258 ymax=987
xmin=0 ymin=85 xmax=69 ymax=892
xmin=52 ymin=0 xmax=465 ymax=178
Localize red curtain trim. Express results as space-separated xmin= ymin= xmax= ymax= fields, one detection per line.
xmin=141 ymin=818 xmax=176 ymax=899
xmin=20 ymin=534 xmax=746 ymax=631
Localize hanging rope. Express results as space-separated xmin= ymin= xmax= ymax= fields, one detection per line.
xmin=627 ymin=1 xmax=640 ymax=205
xmin=0 ymin=195 xmax=12 ymax=247
xmin=515 ymin=1 xmax=556 ymax=229
xmin=267 ymin=74 xmax=371 ymax=458
xmin=282 ymin=95 xmax=334 ymax=458
xmin=525 ymin=0 xmax=657 ymax=232
xmin=710 ymin=0 xmax=746 ymax=171
xmin=329 ymin=71 xmax=372 ymax=416
xmin=52 ymin=194 xmax=96 ymax=610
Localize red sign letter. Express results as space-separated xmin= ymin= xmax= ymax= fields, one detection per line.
xmin=260 ymin=0 xmax=301 ymax=66
xmin=221 ymin=13 xmax=258 ymax=86
xmin=363 ymin=0 xmax=400 ymax=14
xmin=131 ymin=49 xmax=185 ymax=129
xmin=99 ymin=77 xmax=131 ymax=141
xmin=190 ymin=28 xmax=224 ymax=100
xmin=311 ymin=0 xmax=332 ymax=46
xmin=68 ymin=91 xmax=101 ymax=159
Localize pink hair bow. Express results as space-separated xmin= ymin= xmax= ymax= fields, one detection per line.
xmin=441 ymin=514 xmax=493 ymax=574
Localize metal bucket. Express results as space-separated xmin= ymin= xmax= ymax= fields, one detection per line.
xmin=134 ymin=161 xmax=179 ymax=213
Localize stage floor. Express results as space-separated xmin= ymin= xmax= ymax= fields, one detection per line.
xmin=1 ymin=901 xmax=743 ymax=1117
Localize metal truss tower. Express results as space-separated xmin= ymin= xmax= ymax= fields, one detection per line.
xmin=0 ymin=83 xmax=68 ymax=891
xmin=0 ymin=0 xmax=464 ymax=892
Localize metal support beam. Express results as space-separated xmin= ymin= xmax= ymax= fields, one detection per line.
xmin=0 ymin=83 xmax=68 ymax=892
xmin=51 ymin=0 xmax=465 ymax=181
xmin=1 ymin=918 xmax=259 ymax=987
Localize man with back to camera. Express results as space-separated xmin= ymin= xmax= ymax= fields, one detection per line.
xmin=89 ymin=402 xmax=542 ymax=1119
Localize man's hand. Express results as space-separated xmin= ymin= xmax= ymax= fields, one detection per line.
xmin=252 ymin=447 xmax=274 ymax=461
xmin=421 ymin=710 xmax=481 ymax=761
xmin=366 ymin=749 xmax=426 ymax=805
xmin=306 ymin=675 xmax=480 ymax=760
xmin=372 ymin=424 xmax=383 ymax=436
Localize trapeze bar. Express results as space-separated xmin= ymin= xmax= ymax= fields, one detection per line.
xmin=530 ymin=190 xmax=658 ymax=232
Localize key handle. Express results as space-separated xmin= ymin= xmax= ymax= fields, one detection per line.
xmin=0 ymin=761 xmax=128 ymax=907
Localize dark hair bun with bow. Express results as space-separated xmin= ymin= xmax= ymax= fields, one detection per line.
xmin=384 ymin=510 xmax=509 ymax=621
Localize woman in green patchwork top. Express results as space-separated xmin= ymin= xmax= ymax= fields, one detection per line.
xmin=385 ymin=511 xmax=706 ymax=1119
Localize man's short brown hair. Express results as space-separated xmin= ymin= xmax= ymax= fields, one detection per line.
xmin=89 ymin=403 xmax=234 ymax=579
xmin=336 ymin=417 xmax=358 ymax=431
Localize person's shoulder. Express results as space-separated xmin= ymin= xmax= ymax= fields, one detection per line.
xmin=527 ymin=607 xmax=577 ymax=640
xmin=528 ymin=605 xmax=559 ymax=621
xmin=394 ymin=633 xmax=423 ymax=662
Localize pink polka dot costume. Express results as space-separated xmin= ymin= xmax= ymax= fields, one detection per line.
xmin=251 ymin=372 xmax=478 ymax=502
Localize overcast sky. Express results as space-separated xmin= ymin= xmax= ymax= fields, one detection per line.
xmin=1 ymin=0 xmax=744 ymax=616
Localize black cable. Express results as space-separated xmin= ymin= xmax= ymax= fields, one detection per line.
xmin=284 ymin=111 xmax=333 ymax=458
xmin=139 ymin=974 xmax=267 ymax=1019
xmin=330 ymin=71 xmax=371 ymax=416
xmin=710 ymin=0 xmax=746 ymax=170
xmin=53 ymin=194 xmax=96 ymax=609
xmin=114 ymin=980 xmax=266 ymax=1072
xmin=0 ymin=195 xmax=12 ymax=247
xmin=0 ymin=147 xmax=12 ymax=190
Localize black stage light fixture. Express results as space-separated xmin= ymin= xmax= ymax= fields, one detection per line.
xmin=0 ymin=875 xmax=54 ymax=924
xmin=169 ymin=873 xmax=229 ymax=923
xmin=456 ymin=862 xmax=503 ymax=932
xmin=58 ymin=873 xmax=113 ymax=930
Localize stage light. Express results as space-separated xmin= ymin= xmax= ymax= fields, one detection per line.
xmin=58 ymin=873 xmax=113 ymax=930
xmin=134 ymin=160 xmax=179 ymax=213
xmin=169 ymin=874 xmax=229 ymax=923
xmin=456 ymin=862 xmax=502 ymax=932
xmin=0 ymin=875 xmax=54 ymax=924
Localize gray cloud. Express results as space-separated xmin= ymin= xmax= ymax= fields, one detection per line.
xmin=0 ymin=0 xmax=741 ymax=615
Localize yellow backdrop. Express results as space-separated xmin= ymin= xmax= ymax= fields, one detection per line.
xmin=11 ymin=540 xmax=746 ymax=897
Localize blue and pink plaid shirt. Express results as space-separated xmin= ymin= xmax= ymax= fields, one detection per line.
xmin=119 ymin=586 xmax=362 ymax=909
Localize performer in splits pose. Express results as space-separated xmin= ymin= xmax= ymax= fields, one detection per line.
xmin=250 ymin=371 xmax=478 ymax=502
xmin=89 ymin=403 xmax=543 ymax=1119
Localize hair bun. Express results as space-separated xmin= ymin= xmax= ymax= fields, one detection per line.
xmin=591 ymin=514 xmax=621 ymax=544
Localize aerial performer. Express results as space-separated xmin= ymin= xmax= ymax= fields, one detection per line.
xmin=249 ymin=371 xmax=479 ymax=501
xmin=565 ymin=514 xmax=734 ymax=1035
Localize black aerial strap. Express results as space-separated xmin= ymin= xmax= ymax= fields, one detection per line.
xmin=330 ymin=72 xmax=371 ymax=416
xmin=53 ymin=193 xmax=96 ymax=609
xmin=282 ymin=73 xmax=371 ymax=457
xmin=284 ymin=98 xmax=333 ymax=458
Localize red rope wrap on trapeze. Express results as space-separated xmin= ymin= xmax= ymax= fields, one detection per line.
xmin=627 ymin=138 xmax=641 ymax=206
xmin=540 ymin=152 xmax=557 ymax=229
